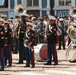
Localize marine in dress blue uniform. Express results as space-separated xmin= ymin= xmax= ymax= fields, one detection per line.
xmin=44 ymin=15 xmax=58 ymax=65
xmin=0 ymin=18 xmax=5 ymax=70
xmin=24 ymin=22 xmax=35 ymax=68
xmin=17 ymin=14 xmax=28 ymax=64
xmin=4 ymin=21 xmax=12 ymax=67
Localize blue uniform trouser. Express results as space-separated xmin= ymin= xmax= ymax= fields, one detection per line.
xmin=4 ymin=44 xmax=12 ymax=66
xmin=25 ymin=47 xmax=30 ymax=66
xmin=0 ymin=48 xmax=4 ymax=70
xmin=47 ymin=43 xmax=58 ymax=64
xmin=25 ymin=47 xmax=35 ymax=66
xmin=19 ymin=41 xmax=24 ymax=63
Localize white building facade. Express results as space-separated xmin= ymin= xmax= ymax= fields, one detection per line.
xmin=0 ymin=0 xmax=75 ymax=18
xmin=24 ymin=0 xmax=50 ymax=18
xmin=0 ymin=0 xmax=51 ymax=18
xmin=0 ymin=0 xmax=23 ymax=18
xmin=53 ymin=0 xmax=76 ymax=17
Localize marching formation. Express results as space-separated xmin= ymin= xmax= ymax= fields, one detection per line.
xmin=0 ymin=4 xmax=76 ymax=71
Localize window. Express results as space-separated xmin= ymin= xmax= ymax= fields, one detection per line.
xmin=0 ymin=0 xmax=5 ymax=6
xmin=10 ymin=0 xmax=14 ymax=9
xmin=27 ymin=0 xmax=32 ymax=6
xmin=33 ymin=0 xmax=39 ymax=6
xmin=17 ymin=0 xmax=22 ymax=4
xmin=66 ymin=0 xmax=71 ymax=5
xmin=42 ymin=0 xmax=47 ymax=8
xmin=42 ymin=11 xmax=47 ymax=18
xmin=59 ymin=0 xmax=71 ymax=6
xmin=5 ymin=0 xmax=8 ymax=7
xmin=57 ymin=10 xmax=68 ymax=17
xmin=59 ymin=0 xmax=64 ymax=5
xmin=27 ymin=0 xmax=39 ymax=6
xmin=0 ymin=0 xmax=8 ymax=8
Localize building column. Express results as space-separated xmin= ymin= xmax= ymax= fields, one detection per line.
xmin=55 ymin=10 xmax=56 ymax=16
xmin=8 ymin=0 xmax=10 ymax=18
xmin=72 ymin=0 xmax=75 ymax=6
xmin=22 ymin=0 xmax=23 ymax=4
xmin=47 ymin=11 xmax=50 ymax=15
xmin=8 ymin=0 xmax=10 ymax=9
xmin=54 ymin=0 xmax=57 ymax=7
xmin=47 ymin=0 xmax=50 ymax=15
xmin=57 ymin=0 xmax=59 ymax=7
xmin=47 ymin=0 xmax=50 ymax=8
xmin=75 ymin=0 xmax=76 ymax=5
xmin=15 ymin=0 xmax=17 ymax=6
xmin=39 ymin=0 xmax=42 ymax=17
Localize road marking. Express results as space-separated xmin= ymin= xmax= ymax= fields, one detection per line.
xmin=13 ymin=69 xmax=76 ymax=75
xmin=15 ymin=72 xmax=46 ymax=75
xmin=47 ymin=70 xmax=76 ymax=75
xmin=69 ymin=68 xmax=76 ymax=70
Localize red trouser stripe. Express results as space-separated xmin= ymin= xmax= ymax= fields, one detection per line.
xmin=31 ymin=47 xmax=35 ymax=66
xmin=8 ymin=44 xmax=12 ymax=66
xmin=0 ymin=48 xmax=4 ymax=69
xmin=54 ymin=44 xmax=58 ymax=64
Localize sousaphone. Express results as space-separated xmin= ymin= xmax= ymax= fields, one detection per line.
xmin=66 ymin=6 xmax=76 ymax=61
xmin=14 ymin=4 xmax=27 ymax=15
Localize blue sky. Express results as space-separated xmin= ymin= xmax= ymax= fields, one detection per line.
xmin=0 ymin=0 xmax=5 ymax=5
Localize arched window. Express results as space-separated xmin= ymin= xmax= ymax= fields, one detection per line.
xmin=5 ymin=0 xmax=8 ymax=7
xmin=0 ymin=0 xmax=8 ymax=8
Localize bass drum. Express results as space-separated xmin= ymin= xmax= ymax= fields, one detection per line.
xmin=34 ymin=44 xmax=48 ymax=62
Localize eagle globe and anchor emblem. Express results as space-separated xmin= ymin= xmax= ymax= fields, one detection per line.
xmin=34 ymin=44 xmax=49 ymax=61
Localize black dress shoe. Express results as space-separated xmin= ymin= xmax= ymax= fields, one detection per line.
xmin=16 ymin=62 xmax=23 ymax=64
xmin=0 ymin=68 xmax=4 ymax=71
xmin=7 ymin=65 xmax=12 ymax=67
xmin=53 ymin=63 xmax=58 ymax=65
xmin=31 ymin=65 xmax=35 ymax=68
xmin=44 ymin=63 xmax=51 ymax=65
xmin=57 ymin=48 xmax=61 ymax=50
xmin=69 ymin=60 xmax=76 ymax=63
xmin=63 ymin=48 xmax=65 ymax=50
xmin=24 ymin=65 xmax=30 ymax=67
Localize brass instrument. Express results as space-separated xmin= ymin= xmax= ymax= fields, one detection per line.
xmin=14 ymin=4 xmax=26 ymax=15
xmin=17 ymin=26 xmax=21 ymax=39
xmin=66 ymin=6 xmax=76 ymax=61
xmin=57 ymin=26 xmax=62 ymax=36
xmin=14 ymin=4 xmax=26 ymax=38
xmin=68 ymin=24 xmax=76 ymax=41
xmin=69 ymin=6 xmax=76 ymax=18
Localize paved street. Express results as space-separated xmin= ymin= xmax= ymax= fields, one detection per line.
xmin=0 ymin=49 xmax=76 ymax=75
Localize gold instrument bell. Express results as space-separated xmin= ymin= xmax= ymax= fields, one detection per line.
xmin=14 ymin=4 xmax=26 ymax=15
xmin=68 ymin=6 xmax=76 ymax=42
xmin=69 ymin=6 xmax=76 ymax=17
